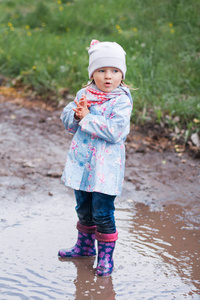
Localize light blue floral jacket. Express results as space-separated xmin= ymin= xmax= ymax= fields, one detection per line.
xmin=61 ymin=85 xmax=133 ymax=196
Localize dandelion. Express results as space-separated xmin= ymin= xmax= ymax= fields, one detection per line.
xmin=10 ymin=27 xmax=14 ymax=31
xmin=41 ymin=22 xmax=46 ymax=27
xmin=57 ymin=0 xmax=62 ymax=4
xmin=25 ymin=25 xmax=30 ymax=30
xmin=8 ymin=22 xmax=12 ymax=27
xmin=168 ymin=22 xmax=173 ymax=27
xmin=174 ymin=145 xmax=180 ymax=152
xmin=32 ymin=66 xmax=36 ymax=70
xmin=170 ymin=28 xmax=175 ymax=34
xmin=115 ymin=24 xmax=122 ymax=34
xmin=27 ymin=31 xmax=32 ymax=36
xmin=133 ymin=27 xmax=138 ymax=32
xmin=59 ymin=6 xmax=64 ymax=11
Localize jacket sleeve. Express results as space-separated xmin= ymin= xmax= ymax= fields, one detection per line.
xmin=60 ymin=97 xmax=79 ymax=134
xmin=79 ymin=95 xmax=132 ymax=143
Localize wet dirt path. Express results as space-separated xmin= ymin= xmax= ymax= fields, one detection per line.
xmin=0 ymin=96 xmax=200 ymax=299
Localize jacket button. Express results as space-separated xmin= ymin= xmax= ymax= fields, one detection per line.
xmin=83 ymin=139 xmax=88 ymax=144
xmin=79 ymin=162 xmax=84 ymax=166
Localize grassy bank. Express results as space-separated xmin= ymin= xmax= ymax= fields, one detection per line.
xmin=0 ymin=0 xmax=199 ymax=135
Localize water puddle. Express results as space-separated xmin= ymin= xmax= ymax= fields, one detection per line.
xmin=0 ymin=187 xmax=199 ymax=299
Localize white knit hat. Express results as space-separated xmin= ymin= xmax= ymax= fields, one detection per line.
xmin=88 ymin=39 xmax=127 ymax=79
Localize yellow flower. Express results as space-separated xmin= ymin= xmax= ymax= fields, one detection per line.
xmin=193 ymin=118 xmax=200 ymax=123
xmin=168 ymin=22 xmax=173 ymax=27
xmin=133 ymin=27 xmax=138 ymax=32
xmin=32 ymin=66 xmax=36 ymax=70
xmin=174 ymin=144 xmax=180 ymax=152
xmin=25 ymin=25 xmax=30 ymax=30
xmin=115 ymin=25 xmax=122 ymax=34
xmin=27 ymin=31 xmax=32 ymax=36
xmin=41 ymin=23 xmax=46 ymax=27
xmin=8 ymin=22 xmax=12 ymax=27
xmin=57 ymin=0 xmax=62 ymax=4
xmin=10 ymin=27 xmax=14 ymax=31
xmin=66 ymin=27 xmax=70 ymax=32
xmin=170 ymin=28 xmax=175 ymax=34
xmin=59 ymin=6 xmax=64 ymax=11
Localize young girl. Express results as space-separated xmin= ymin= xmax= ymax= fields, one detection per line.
xmin=58 ymin=39 xmax=133 ymax=277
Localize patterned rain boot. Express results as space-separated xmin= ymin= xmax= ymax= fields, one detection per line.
xmin=95 ymin=230 xmax=118 ymax=277
xmin=58 ymin=221 xmax=96 ymax=258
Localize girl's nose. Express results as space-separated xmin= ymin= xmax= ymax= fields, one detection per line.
xmin=105 ymin=71 xmax=111 ymax=78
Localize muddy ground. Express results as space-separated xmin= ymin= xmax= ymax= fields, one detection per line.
xmin=0 ymin=93 xmax=200 ymax=299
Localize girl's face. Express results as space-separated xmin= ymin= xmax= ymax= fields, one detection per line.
xmin=91 ymin=67 xmax=123 ymax=93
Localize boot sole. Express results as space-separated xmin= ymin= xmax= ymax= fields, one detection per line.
xmin=58 ymin=254 xmax=96 ymax=261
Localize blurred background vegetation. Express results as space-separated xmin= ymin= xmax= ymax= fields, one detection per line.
xmin=0 ymin=0 xmax=199 ymax=137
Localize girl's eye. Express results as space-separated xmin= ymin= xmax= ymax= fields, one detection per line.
xmin=99 ymin=69 xmax=105 ymax=73
xmin=113 ymin=69 xmax=118 ymax=73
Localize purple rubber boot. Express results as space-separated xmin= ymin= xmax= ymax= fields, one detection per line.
xmin=58 ymin=221 xmax=96 ymax=258
xmin=95 ymin=231 xmax=118 ymax=277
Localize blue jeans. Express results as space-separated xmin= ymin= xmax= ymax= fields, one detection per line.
xmin=74 ymin=190 xmax=116 ymax=234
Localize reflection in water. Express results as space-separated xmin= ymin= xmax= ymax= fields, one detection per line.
xmin=132 ymin=203 xmax=200 ymax=293
xmin=116 ymin=202 xmax=200 ymax=297
xmin=59 ymin=257 xmax=116 ymax=299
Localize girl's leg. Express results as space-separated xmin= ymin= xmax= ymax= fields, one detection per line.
xmin=58 ymin=190 xmax=96 ymax=258
xmin=92 ymin=192 xmax=116 ymax=233
xmin=75 ymin=190 xmax=95 ymax=227
xmin=92 ymin=192 xmax=118 ymax=276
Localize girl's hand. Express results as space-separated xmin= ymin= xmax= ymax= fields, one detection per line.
xmin=73 ymin=95 xmax=90 ymax=120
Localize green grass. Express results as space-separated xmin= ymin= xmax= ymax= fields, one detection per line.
xmin=0 ymin=0 xmax=199 ymax=133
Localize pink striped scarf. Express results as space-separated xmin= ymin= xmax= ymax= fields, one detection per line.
xmin=84 ymin=83 xmax=126 ymax=105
